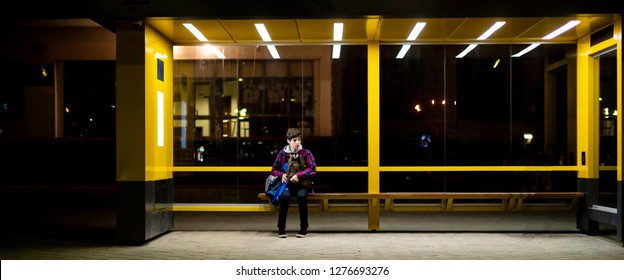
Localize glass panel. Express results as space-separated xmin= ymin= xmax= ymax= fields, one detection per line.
xmin=380 ymin=45 xmax=447 ymax=166
xmin=173 ymin=44 xmax=370 ymax=201
xmin=379 ymin=44 xmax=574 ymax=167
xmin=174 ymin=46 xmax=322 ymax=167
xmin=597 ymin=48 xmax=617 ymax=208
xmin=541 ymin=44 xmax=578 ymax=166
xmin=598 ymin=49 xmax=617 ymax=166
xmin=454 ymin=45 xmax=512 ymax=165
xmin=329 ymin=45 xmax=369 ymax=166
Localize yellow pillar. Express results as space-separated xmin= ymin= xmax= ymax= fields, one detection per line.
xmin=116 ymin=21 xmax=174 ymax=243
xmin=367 ymin=39 xmax=381 ymax=230
xmin=577 ymin=35 xmax=600 ymax=180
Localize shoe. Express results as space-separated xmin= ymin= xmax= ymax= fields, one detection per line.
xmin=296 ymin=229 xmax=307 ymax=238
xmin=278 ymin=230 xmax=287 ymax=238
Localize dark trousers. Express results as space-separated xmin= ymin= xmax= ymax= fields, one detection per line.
xmin=277 ymin=185 xmax=308 ymax=231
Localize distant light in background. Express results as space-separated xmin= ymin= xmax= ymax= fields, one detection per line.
xmin=40 ymin=66 xmax=48 ymax=78
xmin=492 ymin=58 xmax=500 ymax=68
xmin=414 ymin=104 xmax=422 ymax=112
xmin=523 ymin=133 xmax=533 ymax=144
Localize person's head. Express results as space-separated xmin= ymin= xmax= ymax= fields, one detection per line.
xmin=286 ymin=128 xmax=302 ymax=151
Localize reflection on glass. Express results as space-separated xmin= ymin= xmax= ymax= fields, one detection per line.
xmin=598 ymin=49 xmax=617 ymax=166
xmin=379 ymin=44 xmax=576 ymax=167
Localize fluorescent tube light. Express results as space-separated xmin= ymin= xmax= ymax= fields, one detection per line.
xmin=332 ymin=45 xmax=341 ymax=59
xmin=267 ymin=45 xmax=280 ymax=59
xmin=407 ymin=22 xmax=427 ymax=40
xmin=396 ymin=22 xmax=426 ymax=59
xmin=478 ymin=21 xmax=506 ymax=40
xmin=542 ymin=20 xmax=581 ymax=40
xmin=396 ymin=45 xmax=411 ymax=59
xmin=255 ymin=23 xmax=279 ymax=59
xmin=255 ymin=23 xmax=272 ymax=41
xmin=512 ymin=43 xmax=541 ymax=57
xmin=157 ymin=91 xmax=164 ymax=147
xmin=456 ymin=44 xmax=478 ymax=58
xmin=333 ymin=23 xmax=344 ymax=41
xmin=332 ymin=23 xmax=344 ymax=59
xmin=182 ymin=23 xmax=208 ymax=42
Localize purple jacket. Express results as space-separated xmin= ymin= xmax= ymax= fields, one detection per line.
xmin=271 ymin=145 xmax=316 ymax=182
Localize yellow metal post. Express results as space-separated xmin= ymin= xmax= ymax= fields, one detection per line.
xmin=367 ymin=20 xmax=381 ymax=230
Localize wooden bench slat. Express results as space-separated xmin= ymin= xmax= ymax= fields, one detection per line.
xmin=258 ymin=192 xmax=584 ymax=200
xmin=256 ymin=191 xmax=584 ymax=212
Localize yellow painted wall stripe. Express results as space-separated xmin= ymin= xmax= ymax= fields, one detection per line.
xmin=171 ymin=165 xmax=580 ymax=172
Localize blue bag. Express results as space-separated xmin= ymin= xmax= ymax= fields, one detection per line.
xmin=265 ymin=162 xmax=288 ymax=205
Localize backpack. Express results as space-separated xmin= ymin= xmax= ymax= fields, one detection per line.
xmin=265 ymin=162 xmax=289 ymax=205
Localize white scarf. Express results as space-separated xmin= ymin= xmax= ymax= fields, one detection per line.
xmin=283 ymin=144 xmax=302 ymax=154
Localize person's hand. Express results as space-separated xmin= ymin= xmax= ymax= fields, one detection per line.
xmin=289 ymin=174 xmax=299 ymax=183
xmin=282 ymin=174 xmax=288 ymax=183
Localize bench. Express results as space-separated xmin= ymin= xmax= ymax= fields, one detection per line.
xmin=257 ymin=192 xmax=585 ymax=212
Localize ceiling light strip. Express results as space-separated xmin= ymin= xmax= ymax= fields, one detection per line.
xmin=184 ymin=23 xmax=226 ymax=58
xmin=477 ymin=21 xmax=506 ymax=40
xmin=407 ymin=22 xmax=427 ymax=40
xmin=206 ymin=46 xmax=226 ymax=59
xmin=182 ymin=23 xmax=208 ymax=41
xmin=510 ymin=20 xmax=580 ymax=58
xmin=397 ymin=22 xmax=426 ymax=59
xmin=332 ymin=22 xmax=344 ymax=59
xmin=456 ymin=44 xmax=478 ymax=58
xmin=333 ymin=23 xmax=344 ymax=41
xmin=542 ymin=20 xmax=581 ymax=40
xmin=255 ymin=23 xmax=280 ymax=59
xmin=512 ymin=43 xmax=541 ymax=57
xmin=332 ymin=45 xmax=342 ymax=59
xmin=255 ymin=23 xmax=272 ymax=41
xmin=455 ymin=21 xmax=505 ymax=58
xmin=396 ymin=45 xmax=412 ymax=59
xmin=267 ymin=45 xmax=280 ymax=59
